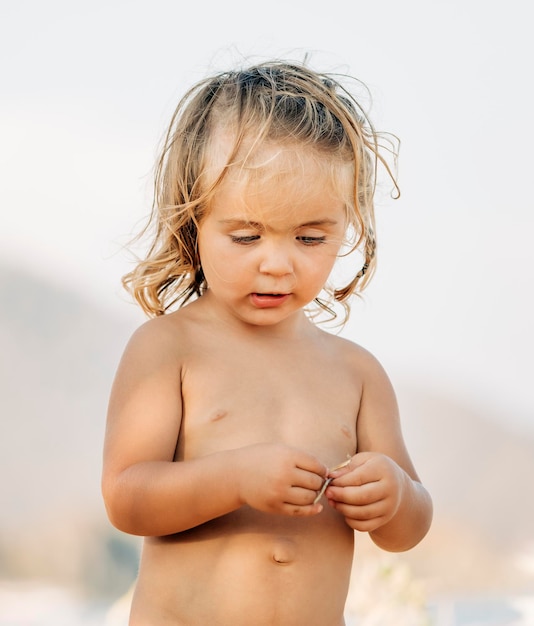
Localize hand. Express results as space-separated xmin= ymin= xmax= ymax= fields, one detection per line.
xmin=235 ymin=443 xmax=327 ymax=517
xmin=325 ymin=452 xmax=406 ymax=532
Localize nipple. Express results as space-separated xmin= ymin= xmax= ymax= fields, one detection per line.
xmin=209 ymin=409 xmax=228 ymax=422
xmin=340 ymin=424 xmax=352 ymax=439
xmin=271 ymin=537 xmax=297 ymax=565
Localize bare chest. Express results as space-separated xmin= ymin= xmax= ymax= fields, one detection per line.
xmin=176 ymin=341 xmax=361 ymax=466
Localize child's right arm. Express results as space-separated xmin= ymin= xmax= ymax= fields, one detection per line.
xmin=101 ymin=321 xmax=327 ymax=537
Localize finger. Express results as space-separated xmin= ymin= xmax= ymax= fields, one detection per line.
xmin=286 ymin=485 xmax=322 ymax=506
xmin=294 ymin=453 xmax=328 ymax=478
xmin=344 ymin=515 xmax=386 ymax=533
xmin=326 ymin=482 xmax=380 ymax=505
xmin=330 ymin=499 xmax=385 ymax=522
xmin=329 ymin=467 xmax=380 ymax=489
xmin=293 ymin=467 xmax=326 ymax=492
xmin=329 ymin=452 xmax=376 ymax=478
xmin=281 ymin=501 xmax=323 ymax=517
xmin=330 ymin=456 xmax=386 ymax=487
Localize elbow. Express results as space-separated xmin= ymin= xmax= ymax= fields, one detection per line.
xmin=370 ymin=488 xmax=433 ymax=553
xmin=101 ymin=473 xmax=145 ymax=536
xmin=369 ymin=520 xmax=432 ymax=553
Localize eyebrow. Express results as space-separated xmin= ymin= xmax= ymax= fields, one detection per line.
xmin=218 ymin=218 xmax=339 ymax=229
xmin=218 ymin=219 xmax=264 ymax=229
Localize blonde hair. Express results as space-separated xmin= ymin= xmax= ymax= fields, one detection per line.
xmin=123 ymin=60 xmax=399 ymax=320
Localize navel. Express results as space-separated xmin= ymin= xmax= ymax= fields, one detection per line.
xmin=271 ymin=537 xmax=297 ymax=565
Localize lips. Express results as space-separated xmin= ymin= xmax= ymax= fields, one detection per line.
xmin=250 ymin=293 xmax=290 ymax=308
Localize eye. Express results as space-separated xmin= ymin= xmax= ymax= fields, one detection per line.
xmin=230 ymin=235 xmax=260 ymax=245
xmin=297 ymin=236 xmax=327 ymax=246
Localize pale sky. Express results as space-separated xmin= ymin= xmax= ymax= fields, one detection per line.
xmin=1 ymin=0 xmax=533 ymax=433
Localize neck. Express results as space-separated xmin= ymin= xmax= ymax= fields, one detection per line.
xmin=193 ymin=291 xmax=318 ymax=340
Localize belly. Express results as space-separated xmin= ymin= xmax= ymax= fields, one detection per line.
xmin=130 ymin=506 xmax=354 ymax=626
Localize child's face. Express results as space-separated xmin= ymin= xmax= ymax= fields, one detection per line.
xmin=197 ymin=141 xmax=349 ymax=328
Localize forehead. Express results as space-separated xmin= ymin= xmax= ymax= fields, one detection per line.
xmin=205 ymin=129 xmax=353 ymax=223
xmin=206 ymin=123 xmax=352 ymax=183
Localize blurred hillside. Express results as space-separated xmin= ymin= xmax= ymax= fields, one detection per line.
xmin=359 ymin=384 xmax=534 ymax=596
xmin=0 ymin=263 xmax=140 ymax=600
xmin=1 ymin=263 xmax=533 ymax=601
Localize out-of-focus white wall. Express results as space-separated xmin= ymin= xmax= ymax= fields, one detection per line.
xmin=2 ymin=0 xmax=531 ymax=435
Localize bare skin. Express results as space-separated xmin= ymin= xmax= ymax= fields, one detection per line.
xmin=103 ymin=301 xmax=431 ymax=625
xmin=102 ymin=143 xmax=432 ymax=625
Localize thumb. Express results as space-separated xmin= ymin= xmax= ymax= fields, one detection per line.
xmin=329 ymin=452 xmax=375 ymax=482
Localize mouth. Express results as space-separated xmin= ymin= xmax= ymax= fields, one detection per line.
xmin=250 ymin=293 xmax=291 ymax=308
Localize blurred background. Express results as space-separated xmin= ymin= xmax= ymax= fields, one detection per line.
xmin=1 ymin=1 xmax=533 ymax=624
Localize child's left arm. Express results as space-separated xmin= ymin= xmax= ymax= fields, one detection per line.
xmin=325 ymin=350 xmax=433 ymax=552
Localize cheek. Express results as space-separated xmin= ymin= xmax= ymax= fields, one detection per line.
xmin=304 ymin=247 xmax=340 ymax=281
xmin=199 ymin=238 xmax=253 ymax=285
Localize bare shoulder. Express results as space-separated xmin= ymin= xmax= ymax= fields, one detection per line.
xmin=107 ymin=304 xmax=204 ymax=422
xmin=104 ymin=306 xmax=203 ymax=474
xmin=325 ymin=332 xmax=397 ymax=411
xmin=316 ymin=328 xmax=388 ymax=380
xmin=120 ymin=302 xmax=202 ymax=366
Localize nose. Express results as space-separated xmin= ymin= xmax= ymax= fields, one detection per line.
xmin=258 ymin=240 xmax=294 ymax=277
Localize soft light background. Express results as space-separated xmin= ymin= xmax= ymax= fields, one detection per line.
xmin=2 ymin=0 xmax=532 ymax=430
xmin=1 ymin=0 xmax=533 ymax=623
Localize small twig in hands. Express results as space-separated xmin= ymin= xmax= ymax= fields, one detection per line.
xmin=313 ymin=457 xmax=351 ymax=505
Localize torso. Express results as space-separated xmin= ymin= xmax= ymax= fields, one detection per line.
xmin=129 ymin=304 xmax=365 ymax=625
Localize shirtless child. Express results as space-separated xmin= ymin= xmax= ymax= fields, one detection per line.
xmin=102 ymin=61 xmax=433 ymax=625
